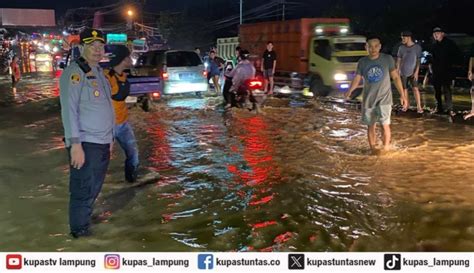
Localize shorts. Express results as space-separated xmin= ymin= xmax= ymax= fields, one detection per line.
xmin=209 ymin=70 xmax=220 ymax=78
xmin=361 ymin=104 xmax=392 ymax=126
xmin=263 ymin=69 xmax=274 ymax=78
xmin=401 ymin=75 xmax=418 ymax=89
xmin=11 ymin=75 xmax=18 ymax=88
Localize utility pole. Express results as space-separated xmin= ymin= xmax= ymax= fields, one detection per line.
xmin=240 ymin=0 xmax=243 ymax=25
xmin=140 ymin=0 xmax=145 ymax=38
xmin=141 ymin=0 xmax=145 ymax=25
xmin=282 ymin=0 xmax=286 ymax=21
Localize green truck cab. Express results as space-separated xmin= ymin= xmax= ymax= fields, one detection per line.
xmin=309 ymin=35 xmax=367 ymax=95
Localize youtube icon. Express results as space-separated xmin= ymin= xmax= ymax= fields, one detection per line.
xmin=6 ymin=254 xmax=22 ymax=270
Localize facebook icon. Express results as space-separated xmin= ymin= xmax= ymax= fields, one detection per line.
xmin=198 ymin=254 xmax=214 ymax=270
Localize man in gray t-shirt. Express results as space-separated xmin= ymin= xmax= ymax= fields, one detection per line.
xmin=346 ymin=36 xmax=406 ymax=153
xmin=397 ymin=31 xmax=423 ymax=113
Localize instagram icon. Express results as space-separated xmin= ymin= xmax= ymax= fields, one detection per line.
xmin=104 ymin=254 xmax=120 ymax=269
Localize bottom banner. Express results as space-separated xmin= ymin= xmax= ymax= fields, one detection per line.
xmin=1 ymin=252 xmax=472 ymax=272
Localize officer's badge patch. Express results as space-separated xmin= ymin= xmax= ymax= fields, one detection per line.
xmin=70 ymin=74 xmax=80 ymax=84
xmin=92 ymin=81 xmax=98 ymax=87
xmin=94 ymin=90 xmax=100 ymax=97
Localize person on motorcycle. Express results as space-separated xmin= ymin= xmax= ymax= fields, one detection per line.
xmin=226 ymin=49 xmax=255 ymax=109
xmin=223 ymin=47 xmax=242 ymax=106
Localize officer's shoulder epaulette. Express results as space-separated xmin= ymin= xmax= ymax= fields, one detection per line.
xmin=74 ymin=57 xmax=92 ymax=74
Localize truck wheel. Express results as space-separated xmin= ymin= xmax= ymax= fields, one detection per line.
xmin=141 ymin=97 xmax=153 ymax=112
xmin=310 ymin=78 xmax=330 ymax=97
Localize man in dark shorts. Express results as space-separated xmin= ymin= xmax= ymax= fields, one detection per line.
xmin=397 ymin=31 xmax=423 ymax=113
xmin=261 ymin=41 xmax=277 ymax=94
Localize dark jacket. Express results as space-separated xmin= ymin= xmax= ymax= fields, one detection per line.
xmin=431 ymin=37 xmax=461 ymax=81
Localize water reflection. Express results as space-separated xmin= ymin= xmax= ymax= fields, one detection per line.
xmin=226 ymin=115 xmax=287 ymax=250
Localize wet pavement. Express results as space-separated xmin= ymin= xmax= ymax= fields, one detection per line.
xmin=0 ymin=72 xmax=61 ymax=106
xmin=0 ymin=73 xmax=473 ymax=251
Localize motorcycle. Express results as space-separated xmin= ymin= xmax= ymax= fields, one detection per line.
xmin=234 ymin=77 xmax=267 ymax=113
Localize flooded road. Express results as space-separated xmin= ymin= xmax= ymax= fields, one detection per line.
xmin=0 ymin=74 xmax=473 ymax=251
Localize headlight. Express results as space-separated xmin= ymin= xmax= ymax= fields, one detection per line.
xmin=334 ymin=73 xmax=348 ymax=81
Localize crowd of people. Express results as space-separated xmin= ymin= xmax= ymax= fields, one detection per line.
xmin=196 ymin=41 xmax=277 ymax=109
xmin=347 ymin=27 xmax=474 ymax=154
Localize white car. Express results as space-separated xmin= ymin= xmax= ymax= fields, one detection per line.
xmin=133 ymin=50 xmax=208 ymax=96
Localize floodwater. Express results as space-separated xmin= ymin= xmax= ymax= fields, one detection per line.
xmin=0 ymin=73 xmax=473 ymax=252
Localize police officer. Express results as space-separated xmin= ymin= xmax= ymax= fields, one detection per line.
xmin=59 ymin=28 xmax=115 ymax=238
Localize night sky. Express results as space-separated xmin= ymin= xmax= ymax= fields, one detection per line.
xmin=3 ymin=0 xmax=474 ymax=39
xmin=0 ymin=0 xmax=447 ymax=18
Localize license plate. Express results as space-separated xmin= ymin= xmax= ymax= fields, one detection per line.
xmin=179 ymin=73 xmax=193 ymax=80
xmin=125 ymin=96 xmax=138 ymax=103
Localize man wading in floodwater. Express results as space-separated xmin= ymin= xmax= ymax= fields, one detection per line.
xmin=346 ymin=35 xmax=407 ymax=153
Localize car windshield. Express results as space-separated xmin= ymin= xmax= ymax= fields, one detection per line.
xmin=334 ymin=43 xmax=366 ymax=51
xmin=166 ymin=51 xmax=202 ymax=67
xmin=136 ymin=55 xmax=148 ymax=66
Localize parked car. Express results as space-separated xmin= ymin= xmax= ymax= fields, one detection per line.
xmin=132 ymin=50 xmax=208 ymax=96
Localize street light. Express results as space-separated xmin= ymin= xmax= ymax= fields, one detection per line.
xmin=126 ymin=7 xmax=135 ymax=31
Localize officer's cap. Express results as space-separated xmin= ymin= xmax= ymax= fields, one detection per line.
xmin=80 ymin=28 xmax=105 ymax=44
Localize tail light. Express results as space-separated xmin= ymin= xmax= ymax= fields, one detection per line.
xmin=247 ymin=79 xmax=263 ymax=90
xmin=162 ymin=65 xmax=168 ymax=80
xmin=202 ymin=70 xmax=208 ymax=78
xmin=152 ymin=92 xmax=160 ymax=98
